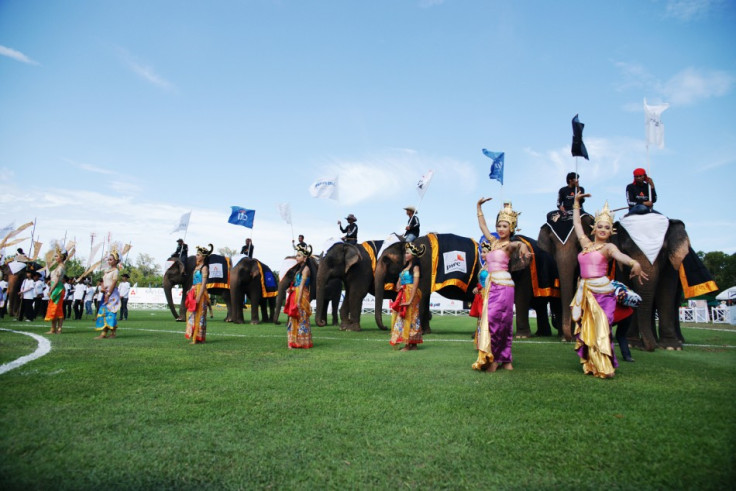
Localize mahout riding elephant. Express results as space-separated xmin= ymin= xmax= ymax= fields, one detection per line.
xmin=537 ymin=212 xmax=595 ymax=340
xmin=163 ymin=255 xmax=232 ymax=322
xmin=610 ymin=216 xmax=717 ymax=351
xmin=229 ymin=257 xmax=278 ymax=324
xmin=272 ymin=256 xmax=342 ymax=325
xmin=315 ymin=240 xmax=383 ymax=331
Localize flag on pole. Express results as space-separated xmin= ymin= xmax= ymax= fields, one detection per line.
xmin=571 ymin=114 xmax=589 ymax=160
xmin=228 ymin=206 xmax=256 ymax=229
xmin=416 ymin=170 xmax=434 ymax=198
xmin=171 ymin=212 xmax=191 ymax=234
xmin=644 ymin=98 xmax=669 ymax=149
xmin=278 ymin=203 xmax=292 ymax=225
xmin=309 ymin=176 xmax=339 ymax=200
xmin=482 ymin=149 xmax=505 ymax=184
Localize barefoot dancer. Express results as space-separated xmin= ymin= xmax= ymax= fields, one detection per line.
xmin=95 ymin=250 xmax=121 ymax=339
xmin=185 ymin=244 xmax=212 ymax=344
xmin=571 ymin=192 xmax=648 ymax=378
xmin=285 ymin=244 xmax=313 ymax=349
xmin=45 ymin=246 xmax=68 ymax=334
xmin=389 ymin=242 xmax=425 ymax=351
xmin=473 ymin=198 xmax=530 ymax=372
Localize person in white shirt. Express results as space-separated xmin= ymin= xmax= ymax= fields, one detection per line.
xmin=118 ymin=274 xmax=131 ymax=321
xmin=18 ymin=271 xmax=36 ymax=321
xmin=33 ymin=272 xmax=46 ymax=320
xmin=84 ymin=282 xmax=95 ymax=316
xmin=64 ymin=277 xmax=73 ymax=319
xmin=73 ymin=280 xmax=87 ymax=320
xmin=0 ymin=278 xmax=8 ymax=319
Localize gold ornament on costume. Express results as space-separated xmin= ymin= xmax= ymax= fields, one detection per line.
xmin=592 ymin=201 xmax=616 ymax=232
xmin=405 ymin=242 xmax=426 ymax=257
xmin=496 ymin=202 xmax=520 ymax=234
xmin=295 ymin=243 xmax=313 ymax=257
xmin=196 ymin=244 xmax=214 ymax=257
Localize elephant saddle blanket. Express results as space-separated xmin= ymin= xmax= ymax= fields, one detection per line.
xmin=427 ymin=233 xmax=480 ymax=295
xmin=619 ymin=213 xmax=670 ymax=265
xmin=512 ymin=235 xmax=560 ymax=298
xmin=680 ymin=247 xmax=718 ymax=298
xmin=205 ymin=255 xmax=231 ymax=290
xmin=255 ymin=261 xmax=278 ymax=299
xmin=544 ymin=210 xmax=592 ymax=245
xmin=361 ymin=240 xmax=384 ymax=273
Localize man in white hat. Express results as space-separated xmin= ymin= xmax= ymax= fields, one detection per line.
xmin=338 ymin=214 xmax=358 ymax=244
xmin=403 ymin=206 xmax=420 ymax=242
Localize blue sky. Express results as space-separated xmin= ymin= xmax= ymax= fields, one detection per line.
xmin=1 ymin=0 xmax=735 ymax=273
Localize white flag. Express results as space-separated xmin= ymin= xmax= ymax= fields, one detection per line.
xmin=309 ymin=176 xmax=338 ymax=200
xmin=277 ymin=203 xmax=292 ymax=225
xmin=171 ymin=212 xmax=191 ymax=234
xmin=87 ymin=242 xmax=103 ymax=268
xmin=644 ymin=98 xmax=669 ymax=149
xmin=416 ymin=170 xmax=434 ymax=199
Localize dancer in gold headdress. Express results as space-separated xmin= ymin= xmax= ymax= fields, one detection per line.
xmin=473 ymin=198 xmax=531 ymax=372
xmin=185 ymin=244 xmax=213 ymax=344
xmin=571 ymin=193 xmax=648 ymax=378
xmin=44 ymin=246 xmax=68 ymax=334
xmin=389 ymin=242 xmax=426 ymax=350
xmin=95 ymin=250 xmax=121 ymax=339
xmin=285 ymin=243 xmax=313 ymax=349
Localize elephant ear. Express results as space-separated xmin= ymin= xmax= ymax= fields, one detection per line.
xmin=250 ymin=259 xmax=261 ymax=279
xmin=665 ymin=219 xmax=690 ymax=271
xmin=344 ymin=244 xmax=361 ymax=274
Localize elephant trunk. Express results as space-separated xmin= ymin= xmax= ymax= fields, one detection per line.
xmin=229 ymin=274 xmax=246 ymax=324
xmin=374 ymin=262 xmax=389 ymax=330
xmin=272 ymin=278 xmax=288 ymax=324
xmin=163 ymin=277 xmax=181 ymax=320
xmin=314 ymin=264 xmax=329 ymax=327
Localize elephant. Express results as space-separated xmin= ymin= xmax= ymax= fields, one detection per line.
xmin=315 ymin=240 xmax=383 ymax=331
xmin=229 ymin=257 xmax=278 ymax=324
xmin=374 ymin=234 xmax=558 ymax=336
xmin=1 ymin=261 xmax=41 ymax=318
xmin=610 ymin=217 xmax=714 ymax=351
xmin=272 ymin=256 xmax=342 ymax=326
xmin=537 ymin=212 xmax=595 ymax=340
xmin=163 ymin=255 xmax=232 ymax=322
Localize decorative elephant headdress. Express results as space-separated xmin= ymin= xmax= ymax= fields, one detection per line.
xmin=405 ymin=242 xmax=426 ymax=258
xmin=196 ymin=244 xmax=214 ymax=257
xmin=295 ymin=243 xmax=313 ymax=258
xmin=496 ymin=202 xmax=520 ymax=233
xmin=593 ymin=201 xmax=616 ymax=233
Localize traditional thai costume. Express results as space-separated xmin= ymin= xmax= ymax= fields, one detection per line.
xmin=95 ymin=268 xmax=120 ymax=332
xmin=473 ymin=249 xmax=514 ymax=370
xmin=286 ymin=269 xmax=312 ymax=349
xmin=390 ymin=268 xmax=423 ymax=347
xmin=185 ymin=268 xmax=209 ymax=343
xmin=571 ymin=249 xmax=618 ymax=378
xmin=45 ymin=267 xmax=66 ymax=321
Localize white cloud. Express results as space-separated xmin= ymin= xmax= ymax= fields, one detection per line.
xmin=664 ymin=0 xmax=723 ymax=20
xmin=661 ymin=67 xmax=734 ymax=105
xmin=117 ymin=47 xmax=175 ymax=91
xmin=615 ymin=63 xmax=734 ymax=108
xmin=0 ymin=45 xmax=39 ymax=65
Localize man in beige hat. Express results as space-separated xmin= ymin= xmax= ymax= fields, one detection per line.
xmin=338 ymin=214 xmax=358 ymax=244
xmin=403 ymin=206 xmax=420 ymax=242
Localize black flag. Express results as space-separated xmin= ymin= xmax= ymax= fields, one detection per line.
xmin=571 ymin=114 xmax=589 ymax=160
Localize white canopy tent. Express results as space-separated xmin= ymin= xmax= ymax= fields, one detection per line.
xmin=715 ymin=286 xmax=736 ymax=301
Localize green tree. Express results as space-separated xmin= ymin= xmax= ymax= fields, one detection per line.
xmin=124 ymin=253 xmax=163 ymax=287
xmin=697 ymin=251 xmax=736 ymax=291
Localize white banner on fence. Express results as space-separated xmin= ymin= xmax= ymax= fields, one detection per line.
xmin=129 ymin=287 xmax=180 ymax=305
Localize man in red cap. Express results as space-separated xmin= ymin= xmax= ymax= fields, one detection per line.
xmin=626 ymin=168 xmax=657 ymax=214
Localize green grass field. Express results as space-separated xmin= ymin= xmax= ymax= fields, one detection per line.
xmin=1 ymin=311 xmax=735 ymax=490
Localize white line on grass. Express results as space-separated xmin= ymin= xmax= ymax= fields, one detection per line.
xmin=0 ymin=328 xmax=52 ymax=375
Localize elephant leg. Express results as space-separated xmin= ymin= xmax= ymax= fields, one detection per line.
xmin=339 ymin=292 xmax=350 ymax=330
xmin=344 ymin=290 xmax=362 ymax=332
xmin=655 ymin=266 xmax=683 ymax=350
xmin=250 ymin=293 xmax=261 ymax=324
xmin=513 ymin=275 xmax=532 ymax=338
xmin=420 ymin=294 xmax=431 ymax=334
xmin=533 ymin=299 xmax=552 ymax=337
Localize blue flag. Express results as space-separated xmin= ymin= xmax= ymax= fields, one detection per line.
xmin=228 ymin=206 xmax=256 ymax=229
xmin=482 ymin=149 xmax=504 ymax=185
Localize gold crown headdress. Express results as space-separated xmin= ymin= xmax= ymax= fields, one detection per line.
xmin=109 ymin=248 xmax=120 ymax=262
xmin=295 ymin=243 xmax=313 ymax=257
xmin=496 ymin=202 xmax=520 ymax=234
xmin=480 ymin=240 xmax=492 ymax=253
xmin=593 ymin=201 xmax=615 ymax=230
xmin=196 ymin=244 xmax=214 ymax=257
xmin=405 ymin=242 xmax=426 ymax=257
